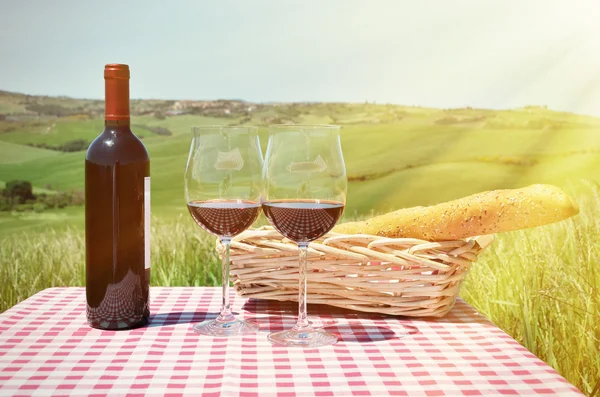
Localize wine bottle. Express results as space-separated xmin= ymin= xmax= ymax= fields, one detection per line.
xmin=85 ymin=64 xmax=150 ymax=330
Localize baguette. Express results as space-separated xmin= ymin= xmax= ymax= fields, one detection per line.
xmin=334 ymin=184 xmax=579 ymax=240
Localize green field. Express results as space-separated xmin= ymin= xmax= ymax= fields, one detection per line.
xmin=2 ymin=100 xmax=600 ymax=235
xmin=0 ymin=92 xmax=599 ymax=395
xmin=0 ymin=140 xmax=60 ymax=164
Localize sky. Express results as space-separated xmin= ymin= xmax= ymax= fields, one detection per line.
xmin=1 ymin=0 xmax=600 ymax=115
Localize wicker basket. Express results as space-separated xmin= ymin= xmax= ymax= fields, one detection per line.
xmin=220 ymin=226 xmax=494 ymax=317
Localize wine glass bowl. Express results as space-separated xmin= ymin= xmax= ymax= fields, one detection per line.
xmin=261 ymin=200 xmax=345 ymax=242
xmin=262 ymin=124 xmax=347 ymax=347
xmin=185 ymin=126 xmax=262 ymax=336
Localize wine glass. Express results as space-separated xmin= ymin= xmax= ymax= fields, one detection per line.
xmin=185 ymin=126 xmax=263 ymax=336
xmin=262 ymin=124 xmax=347 ymax=347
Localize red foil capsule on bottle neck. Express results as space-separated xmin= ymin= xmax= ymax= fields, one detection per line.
xmin=104 ymin=64 xmax=130 ymax=121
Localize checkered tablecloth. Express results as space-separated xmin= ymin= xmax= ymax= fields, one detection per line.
xmin=0 ymin=287 xmax=583 ymax=397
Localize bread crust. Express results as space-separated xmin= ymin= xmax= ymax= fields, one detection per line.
xmin=334 ymin=184 xmax=579 ymax=240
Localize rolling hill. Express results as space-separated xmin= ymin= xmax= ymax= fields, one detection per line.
xmin=1 ymin=90 xmax=600 ymax=236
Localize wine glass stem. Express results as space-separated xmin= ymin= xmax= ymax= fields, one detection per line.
xmin=295 ymin=242 xmax=310 ymax=330
xmin=217 ymin=237 xmax=234 ymax=323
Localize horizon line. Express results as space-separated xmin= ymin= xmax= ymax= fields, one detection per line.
xmin=0 ymin=89 xmax=596 ymax=118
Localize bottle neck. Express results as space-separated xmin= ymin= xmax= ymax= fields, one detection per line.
xmin=105 ymin=76 xmax=130 ymax=122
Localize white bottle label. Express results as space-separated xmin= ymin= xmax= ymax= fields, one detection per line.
xmin=144 ymin=177 xmax=151 ymax=270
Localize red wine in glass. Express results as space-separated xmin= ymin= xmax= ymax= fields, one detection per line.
xmin=262 ymin=200 xmax=344 ymax=242
xmin=185 ymin=125 xmax=263 ymax=337
xmin=262 ymin=124 xmax=347 ymax=348
xmin=188 ymin=200 xmax=261 ymax=237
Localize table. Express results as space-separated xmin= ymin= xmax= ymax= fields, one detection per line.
xmin=0 ymin=287 xmax=583 ymax=397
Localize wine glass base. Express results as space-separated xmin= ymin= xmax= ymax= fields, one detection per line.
xmin=193 ymin=318 xmax=259 ymax=337
xmin=268 ymin=327 xmax=338 ymax=348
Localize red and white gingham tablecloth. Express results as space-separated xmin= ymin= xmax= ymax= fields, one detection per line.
xmin=0 ymin=287 xmax=583 ymax=396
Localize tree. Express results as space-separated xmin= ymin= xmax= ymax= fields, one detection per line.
xmin=4 ymin=180 xmax=35 ymax=204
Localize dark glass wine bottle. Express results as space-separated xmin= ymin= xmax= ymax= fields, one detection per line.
xmin=85 ymin=64 xmax=150 ymax=330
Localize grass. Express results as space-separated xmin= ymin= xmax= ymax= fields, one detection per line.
xmin=1 ymin=188 xmax=598 ymax=395
xmin=462 ymin=184 xmax=600 ymax=396
xmin=0 ymin=206 xmax=83 ymax=238
xmin=0 ymin=140 xmax=60 ymax=164
xmin=0 ymin=216 xmax=221 ymax=311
